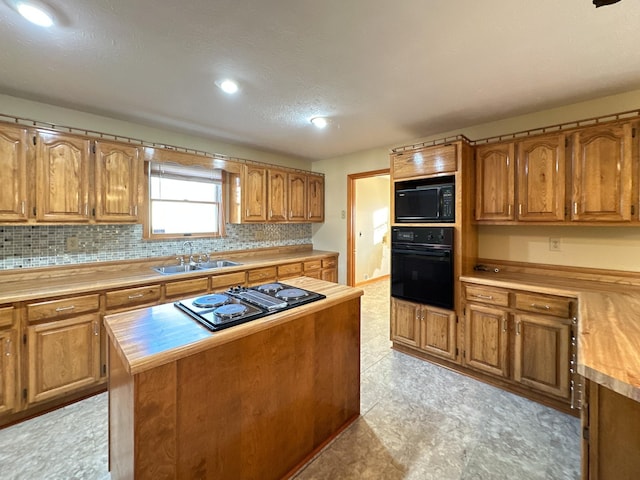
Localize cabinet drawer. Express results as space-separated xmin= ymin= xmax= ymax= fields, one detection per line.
xmin=277 ymin=262 xmax=303 ymax=278
xmin=393 ymin=144 xmax=457 ymax=180
xmin=322 ymin=257 xmax=337 ymax=269
xmin=164 ymin=277 xmax=209 ymax=300
xmin=304 ymin=260 xmax=321 ymax=271
xmin=27 ymin=294 xmax=100 ymax=323
xmin=514 ymin=292 xmax=572 ymax=318
xmin=106 ymin=285 xmax=160 ymax=310
xmin=211 ymin=271 xmax=246 ymax=291
xmin=464 ymin=285 xmax=509 ymax=307
xmin=0 ymin=306 xmax=14 ymax=328
xmin=247 ymin=267 xmax=277 ymax=285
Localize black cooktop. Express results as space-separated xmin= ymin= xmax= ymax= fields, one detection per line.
xmin=174 ymin=282 xmax=326 ymax=332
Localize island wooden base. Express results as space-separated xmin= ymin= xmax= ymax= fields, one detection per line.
xmin=108 ymin=298 xmax=361 ymax=480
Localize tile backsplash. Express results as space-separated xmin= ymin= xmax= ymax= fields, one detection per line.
xmin=0 ymin=223 xmax=312 ymax=270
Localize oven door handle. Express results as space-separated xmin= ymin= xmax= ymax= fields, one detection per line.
xmin=391 ymin=247 xmax=450 ymax=258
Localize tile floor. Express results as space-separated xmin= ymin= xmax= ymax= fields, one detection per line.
xmin=0 ymin=278 xmax=580 ymax=479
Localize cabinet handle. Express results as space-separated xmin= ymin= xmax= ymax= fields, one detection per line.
xmin=518 ymin=204 xmax=522 ymax=215
xmin=309 ymin=211 xmax=312 ymax=218
xmin=4 ymin=338 xmax=10 ymax=356
xmin=246 ymin=208 xmax=249 ymax=218
xmin=502 ymin=318 xmax=507 ymax=333
xmin=134 ymin=205 xmax=138 ymax=216
xmin=85 ymin=203 xmax=89 ymax=216
xmin=128 ymin=293 xmax=145 ymax=299
xmin=290 ymin=210 xmax=293 ymax=218
xmin=21 ymin=201 xmax=25 ymax=215
xmin=530 ymin=303 xmax=551 ymax=310
xmin=269 ymin=209 xmax=272 ymax=218
xmin=573 ymin=202 xmax=578 ymax=215
xmin=55 ymin=305 xmax=75 ymax=312
xmin=473 ymin=294 xmax=493 ymax=300
xmin=93 ymin=321 xmax=99 ymax=336
xmin=508 ymin=204 xmax=512 ymax=216
xmin=515 ymin=321 xmax=521 ymax=335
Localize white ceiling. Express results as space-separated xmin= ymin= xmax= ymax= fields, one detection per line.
xmin=2 ymin=0 xmax=640 ymax=161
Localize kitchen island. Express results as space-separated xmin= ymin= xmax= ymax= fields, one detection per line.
xmin=104 ymin=277 xmax=363 ymax=480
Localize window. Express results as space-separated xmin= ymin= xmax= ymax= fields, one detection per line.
xmin=146 ymin=162 xmax=225 ymax=238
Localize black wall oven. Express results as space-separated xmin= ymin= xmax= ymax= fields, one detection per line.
xmin=391 ymin=226 xmax=454 ymax=310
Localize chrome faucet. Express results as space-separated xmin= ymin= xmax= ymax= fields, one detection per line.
xmin=183 ymin=241 xmax=196 ymax=266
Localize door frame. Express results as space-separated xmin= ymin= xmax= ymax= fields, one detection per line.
xmin=346 ymin=168 xmax=390 ymax=286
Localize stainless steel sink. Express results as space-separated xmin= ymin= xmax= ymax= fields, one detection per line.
xmin=152 ymin=264 xmax=203 ymax=275
xmin=197 ymin=260 xmax=242 ymax=269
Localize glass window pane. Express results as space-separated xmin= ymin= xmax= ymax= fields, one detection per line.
xmin=150 ymin=176 xmax=219 ymax=202
xmin=151 ymin=201 xmax=219 ymax=234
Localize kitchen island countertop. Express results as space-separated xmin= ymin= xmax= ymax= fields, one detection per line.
xmin=104 ymin=276 xmax=362 ymax=376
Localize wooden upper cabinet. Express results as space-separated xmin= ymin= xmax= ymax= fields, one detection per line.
xmin=35 ymin=131 xmax=91 ymax=222
xmin=517 ymin=134 xmax=566 ymax=222
xmin=243 ymin=166 xmax=268 ymax=222
xmin=393 ymin=144 xmax=457 ymax=180
xmin=94 ymin=140 xmax=141 ymax=222
xmin=307 ymin=175 xmax=325 ymax=222
xmin=475 ymin=142 xmax=515 ymax=221
xmin=571 ymin=123 xmax=633 ymax=222
xmin=0 ymin=124 xmax=28 ymax=222
xmin=288 ymin=173 xmax=307 ymax=221
xmin=267 ymin=169 xmax=287 ymax=222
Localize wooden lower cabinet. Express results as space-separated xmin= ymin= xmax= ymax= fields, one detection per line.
xmin=391 ymin=298 xmax=456 ymax=361
xmin=27 ymin=313 xmax=101 ymax=404
xmin=513 ymin=313 xmax=570 ymax=399
xmin=461 ymin=283 xmax=575 ymax=406
xmin=0 ymin=328 xmax=17 ymax=415
xmin=390 ymin=298 xmax=420 ymax=347
xmin=463 ymin=304 xmax=509 ymax=378
xmin=582 ymin=381 xmax=640 ymax=479
xmin=320 ymin=257 xmax=338 ymax=283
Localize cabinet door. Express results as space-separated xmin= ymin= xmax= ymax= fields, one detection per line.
xmin=571 ymin=123 xmax=632 ymax=222
xmin=517 ymin=134 xmax=565 ymax=222
xmin=0 ymin=329 xmax=17 ymax=415
xmin=27 ymin=313 xmax=100 ymax=404
xmin=513 ymin=313 xmax=570 ymax=398
xmin=464 ymin=304 xmax=509 ymax=378
xmin=475 ymin=142 xmax=515 ymax=221
xmin=243 ymin=166 xmax=267 ymax=222
xmin=307 ymin=175 xmax=325 ymax=222
xmin=419 ymin=306 xmax=457 ymax=361
xmin=94 ymin=140 xmax=141 ymax=222
xmin=35 ymin=131 xmax=91 ymax=222
xmin=390 ymin=298 xmax=420 ymax=347
xmin=267 ymin=169 xmax=287 ymax=221
xmin=0 ymin=124 xmax=28 ymax=221
xmin=288 ymin=173 xmax=307 ymax=221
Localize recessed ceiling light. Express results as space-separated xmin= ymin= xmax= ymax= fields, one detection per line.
xmin=217 ymin=79 xmax=239 ymax=94
xmin=310 ymin=117 xmax=328 ymax=129
xmin=9 ymin=0 xmax=55 ymax=27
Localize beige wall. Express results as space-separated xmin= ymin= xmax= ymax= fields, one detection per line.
xmin=0 ymin=94 xmax=310 ymax=170
xmin=312 ymin=89 xmax=640 ymax=283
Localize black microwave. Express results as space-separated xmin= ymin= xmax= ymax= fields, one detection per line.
xmin=394 ymin=182 xmax=455 ymax=223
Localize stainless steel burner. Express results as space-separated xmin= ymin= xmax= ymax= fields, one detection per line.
xmin=214 ymin=303 xmax=248 ymax=318
xmin=275 ymin=288 xmax=308 ymax=301
xmin=256 ymin=283 xmax=283 ymax=293
xmin=193 ymin=294 xmax=230 ymax=308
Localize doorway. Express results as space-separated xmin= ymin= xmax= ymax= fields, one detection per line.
xmin=347 ymin=169 xmax=390 ymax=287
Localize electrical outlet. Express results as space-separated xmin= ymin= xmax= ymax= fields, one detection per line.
xmin=66 ymin=236 xmax=79 ymax=252
xmin=549 ymin=237 xmax=561 ymax=251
